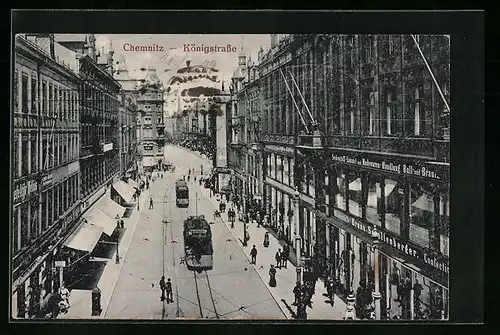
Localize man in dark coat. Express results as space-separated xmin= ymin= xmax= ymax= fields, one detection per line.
xmin=250 ymin=245 xmax=258 ymax=264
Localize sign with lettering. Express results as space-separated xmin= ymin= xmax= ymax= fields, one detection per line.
xmin=54 ymin=261 xmax=66 ymax=268
xmin=41 ymin=173 xmax=53 ymax=189
xmin=103 ymin=143 xmax=113 ymax=152
xmin=13 ymin=178 xmax=39 ymax=204
xmin=330 ymin=153 xmax=447 ymax=181
xmin=143 ymin=144 xmax=153 ymax=151
xmin=332 ymin=209 xmax=449 ymax=274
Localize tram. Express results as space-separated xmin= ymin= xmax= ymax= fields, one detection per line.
xmin=175 ymin=179 xmax=189 ymax=208
xmin=183 ymin=215 xmax=213 ymax=272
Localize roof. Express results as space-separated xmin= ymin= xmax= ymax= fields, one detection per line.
xmin=184 ymin=216 xmax=211 ymax=231
xmin=54 ymin=34 xmax=87 ymax=43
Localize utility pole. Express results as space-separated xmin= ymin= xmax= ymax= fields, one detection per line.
xmin=294 ymin=187 xmax=301 ymax=284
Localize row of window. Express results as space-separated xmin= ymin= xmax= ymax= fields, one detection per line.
xmin=80 ymin=156 xmax=119 ymax=197
xmin=13 ymin=132 xmax=79 ymax=178
xmin=267 ymin=153 xmax=295 ymax=188
xmin=81 ymin=82 xmax=119 ymax=114
xmin=254 ymin=35 xmax=450 ymax=139
xmin=12 ymin=174 xmax=79 ymax=254
xmin=13 ymin=69 xmax=79 ymax=121
xmin=264 ymin=157 xmax=449 ymax=255
xmin=142 ymin=116 xmax=164 ymax=125
xmin=326 ymin=170 xmax=449 ymax=255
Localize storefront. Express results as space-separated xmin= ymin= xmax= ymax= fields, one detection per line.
xmin=319 ymin=149 xmax=449 ymax=320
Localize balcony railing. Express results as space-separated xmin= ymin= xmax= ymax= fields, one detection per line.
xmin=261 ymin=134 xmax=295 ymax=145
xmin=13 ymin=112 xmax=38 ymax=129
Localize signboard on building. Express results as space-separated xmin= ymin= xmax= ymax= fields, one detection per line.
xmin=331 ymin=209 xmax=449 ymax=275
xmin=330 ymin=152 xmax=447 ymax=181
xmin=41 ymin=173 xmax=53 ymax=190
xmin=215 ymin=104 xmax=227 ymax=168
xmin=143 ymin=144 xmax=154 ymax=151
xmin=13 ymin=176 xmax=39 ymax=205
xmin=142 ymin=156 xmax=155 ymax=167
xmin=54 ymin=261 xmax=66 ymax=268
xmin=103 ymin=143 xmax=113 ymax=152
xmin=218 ymin=173 xmax=230 ymax=193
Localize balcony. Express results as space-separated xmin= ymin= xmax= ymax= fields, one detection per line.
xmin=261 ymin=134 xmax=295 ymax=145
xmin=14 ymin=112 xmax=38 ymax=129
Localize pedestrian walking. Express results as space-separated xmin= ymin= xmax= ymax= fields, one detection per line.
xmin=120 ymin=218 xmax=124 ymax=229
xmin=166 ymin=278 xmax=173 ymax=303
xmin=269 ymin=265 xmax=277 ymax=287
xmin=293 ymin=283 xmax=302 ymax=305
xmin=159 ymin=276 xmax=166 ymax=301
xmin=263 ymin=232 xmax=270 ymax=247
xmin=250 ymin=245 xmax=258 ymax=264
xmin=297 ymin=299 xmax=307 ymax=320
xmin=275 ymin=249 xmax=282 ymax=269
xmin=194 ymin=176 xmax=197 ymax=183
xmin=281 ymin=245 xmax=289 ymax=269
xmin=149 ymin=197 xmax=154 ymax=210
xmin=115 ymin=215 xmax=120 ymax=228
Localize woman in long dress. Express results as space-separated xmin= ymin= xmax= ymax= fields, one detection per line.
xmin=269 ymin=265 xmax=277 ymax=287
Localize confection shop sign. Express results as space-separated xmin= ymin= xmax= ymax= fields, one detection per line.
xmin=330 ymin=153 xmax=444 ymax=181
xmin=333 ymin=209 xmax=449 ymax=274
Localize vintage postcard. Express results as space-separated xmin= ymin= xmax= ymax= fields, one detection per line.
xmin=11 ymin=30 xmax=453 ymax=321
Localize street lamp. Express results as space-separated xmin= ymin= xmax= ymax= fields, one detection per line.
xmin=371 ymin=227 xmax=381 ymax=320
xmin=293 ymin=187 xmax=301 ymax=284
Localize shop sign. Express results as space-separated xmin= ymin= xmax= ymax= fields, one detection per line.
xmin=41 ymin=173 xmax=53 ymax=189
xmin=330 ymin=153 xmax=445 ymax=181
xmin=332 ymin=208 xmax=449 ymax=274
xmin=103 ymin=143 xmax=113 ymax=152
xmin=54 ymin=261 xmax=66 ymax=268
xmin=379 ymin=230 xmax=449 ymax=274
xmin=143 ymin=144 xmax=153 ymax=151
xmin=13 ymin=177 xmax=39 ymax=204
xmin=333 ymin=209 xmax=374 ymax=235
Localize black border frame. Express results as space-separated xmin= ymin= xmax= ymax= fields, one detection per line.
xmin=7 ymin=9 xmax=484 ymax=330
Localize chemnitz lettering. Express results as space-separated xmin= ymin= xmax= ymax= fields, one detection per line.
xmin=183 ymin=44 xmax=238 ymax=54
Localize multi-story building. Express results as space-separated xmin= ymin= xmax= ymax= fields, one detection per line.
xmin=231 ymin=34 xmax=450 ymax=320
xmin=136 ymin=67 xmax=165 ymax=173
xmin=12 ymin=34 xmax=81 ymax=319
xmin=76 ymin=35 xmax=121 ymax=199
xmin=114 ymin=55 xmax=138 ymax=180
xmin=228 ymin=50 xmax=264 ymax=211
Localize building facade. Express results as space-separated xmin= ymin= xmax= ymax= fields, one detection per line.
xmin=12 ymin=34 xmax=81 ymax=318
xmin=136 ymin=67 xmax=165 ymax=173
xmin=114 ymin=55 xmax=139 ymax=180
xmin=230 ymin=34 xmax=450 ymax=320
xmin=78 ymin=35 xmax=121 ymax=199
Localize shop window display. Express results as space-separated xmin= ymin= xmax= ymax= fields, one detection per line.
xmin=384 ymin=179 xmax=401 ymax=234
xmin=336 ymin=172 xmax=347 ymax=211
xmin=409 ymin=183 xmax=434 ymax=248
xmin=439 ymin=192 xmax=450 ymax=257
xmin=348 ymin=176 xmax=363 ymax=217
xmin=366 ymin=178 xmax=383 ymax=226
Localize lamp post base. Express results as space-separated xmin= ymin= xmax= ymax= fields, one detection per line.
xmin=372 ymin=291 xmax=382 ymax=320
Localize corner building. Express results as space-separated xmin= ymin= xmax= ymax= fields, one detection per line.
xmin=234 ymin=34 xmax=450 ymax=320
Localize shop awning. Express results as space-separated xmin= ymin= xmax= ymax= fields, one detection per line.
xmin=376 ymin=180 xmax=398 ymax=198
xmin=112 ymin=180 xmax=136 ymax=204
xmin=63 ymin=223 xmax=104 ymax=253
xmin=96 ymin=197 xmax=126 ymax=219
xmin=127 ymin=178 xmax=139 ymax=190
xmin=412 ymin=193 xmax=434 ymax=212
xmin=349 ymin=178 xmax=362 ymax=191
xmin=83 ymin=209 xmax=116 ymax=236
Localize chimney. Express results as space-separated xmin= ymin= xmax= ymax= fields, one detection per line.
xmin=271 ymin=34 xmax=277 ymax=48
xmin=186 ymin=60 xmax=191 ymax=67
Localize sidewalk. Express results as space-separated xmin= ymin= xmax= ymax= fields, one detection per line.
xmin=198 ymin=186 xmax=347 ymax=320
xmin=59 ymin=189 xmax=150 ymax=319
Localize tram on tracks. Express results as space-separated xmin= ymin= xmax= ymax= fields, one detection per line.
xmin=175 ymin=179 xmax=189 ymax=208
xmin=183 ymin=215 xmax=213 ymax=272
